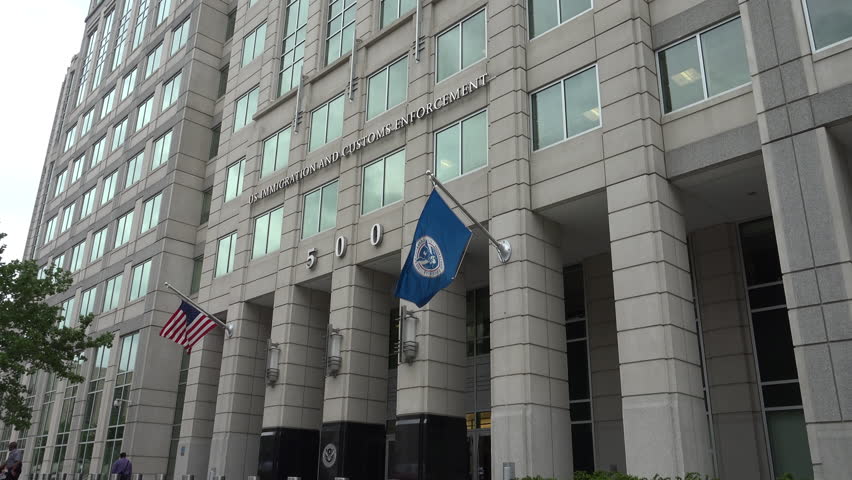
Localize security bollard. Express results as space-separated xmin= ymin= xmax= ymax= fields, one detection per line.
xmin=502 ymin=462 xmax=516 ymax=480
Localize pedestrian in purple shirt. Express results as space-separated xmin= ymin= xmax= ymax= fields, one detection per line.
xmin=110 ymin=452 xmax=132 ymax=480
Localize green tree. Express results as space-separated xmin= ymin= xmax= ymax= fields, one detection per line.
xmin=0 ymin=233 xmax=112 ymax=431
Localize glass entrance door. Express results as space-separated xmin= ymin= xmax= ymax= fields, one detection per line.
xmin=467 ymin=430 xmax=490 ymax=480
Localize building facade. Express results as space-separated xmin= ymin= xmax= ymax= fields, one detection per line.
xmin=6 ymin=0 xmax=852 ymax=479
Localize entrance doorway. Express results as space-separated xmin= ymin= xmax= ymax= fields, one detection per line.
xmin=467 ymin=430 xmax=490 ymax=480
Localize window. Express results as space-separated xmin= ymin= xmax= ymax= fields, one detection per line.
xmin=242 ymin=23 xmax=267 ymax=65
xmin=112 ymin=117 xmax=129 ymax=150
xmin=145 ymin=44 xmax=163 ymax=78
xmin=129 ymin=259 xmax=153 ymax=300
xmin=125 ymin=151 xmax=144 ymax=188
xmin=248 ymin=0 xmax=258 ymax=6
xmin=200 ymin=188 xmax=212 ymax=224
xmin=102 ymin=170 xmax=119 ymax=205
xmin=81 ymin=109 xmax=95 ymax=137
xmin=309 ymin=94 xmax=344 ymax=151
xmin=102 ymin=274 xmax=123 ymax=311
xmin=65 ymin=125 xmax=77 ymax=152
xmin=91 ymin=136 xmax=107 ymax=168
xmin=115 ymin=210 xmax=135 ymax=247
xmin=234 ymin=86 xmax=259 ymax=131
xmin=658 ymin=17 xmax=750 ymax=113
xmin=218 ymin=66 xmax=229 ymax=97
xmin=72 ymin=156 xmax=85 ymax=183
xmin=77 ymin=30 xmax=98 ymax=106
xmin=136 ymin=96 xmax=154 ymax=131
xmin=140 ymin=192 xmax=163 ymax=232
xmin=80 ymin=286 xmax=97 ymax=316
xmin=113 ymin=0 xmax=134 ymax=69
xmin=302 ymin=181 xmax=338 ymax=238
xmin=436 ymin=10 xmax=485 ymax=82
xmin=367 ymin=57 xmax=407 ymax=119
xmin=91 ymin=227 xmax=108 ymax=262
xmin=81 ymin=187 xmax=97 ymax=218
xmin=466 ymin=287 xmax=490 ymax=356
xmin=121 ymin=69 xmax=137 ymax=101
xmin=53 ymin=254 xmax=66 ymax=270
xmin=93 ymin=11 xmax=116 ymax=90
xmin=209 ymin=124 xmax=221 ymax=159
xmin=531 ymin=65 xmax=601 ymax=150
xmin=44 ymin=216 xmax=57 ymax=244
xmin=156 ymin=0 xmax=172 ymax=25
xmin=132 ymin=0 xmax=150 ymax=49
xmin=252 ymin=206 xmax=284 ymax=258
xmin=190 ymin=256 xmax=203 ymax=294
xmin=77 ymin=344 xmax=111 ymax=476
xmin=225 ymin=158 xmax=246 ymax=202
xmin=381 ymin=0 xmax=415 ymax=27
xmin=803 ymin=0 xmax=852 ymax=51
xmin=70 ymin=241 xmax=86 ymax=272
xmin=362 ymin=149 xmax=404 ymax=214
xmin=171 ymin=17 xmax=191 ymax=55
xmin=226 ymin=9 xmax=236 ymax=40
xmin=528 ymin=0 xmax=592 ymax=39
xmin=101 ymin=89 xmax=116 ymax=118
xmin=55 ymin=169 xmax=68 ymax=196
xmin=162 ymin=72 xmax=182 ymax=109
xmin=279 ymin=0 xmax=308 ymax=95
xmin=435 ymin=110 xmax=487 ymax=182
xmin=152 ymin=130 xmax=173 ymax=169
xmin=101 ymin=333 xmax=138 ymax=474
xmin=61 ymin=204 xmax=75 ymax=233
xmin=215 ymin=232 xmax=237 ymax=277
xmin=261 ymin=128 xmax=291 ymax=177
xmin=60 ymin=298 xmax=75 ymax=328
xmin=326 ymin=0 xmax=357 ymax=64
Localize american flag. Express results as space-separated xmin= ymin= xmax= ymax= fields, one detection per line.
xmin=159 ymin=300 xmax=218 ymax=351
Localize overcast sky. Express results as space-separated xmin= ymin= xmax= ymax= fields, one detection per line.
xmin=0 ymin=1 xmax=90 ymax=261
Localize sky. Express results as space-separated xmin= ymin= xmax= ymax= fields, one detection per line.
xmin=0 ymin=0 xmax=90 ymax=261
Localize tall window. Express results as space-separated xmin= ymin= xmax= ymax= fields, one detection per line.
xmin=531 ymin=65 xmax=600 ymax=150
xmin=129 ymin=259 xmax=152 ymax=300
xmin=215 ymin=232 xmax=237 ymax=277
xmin=225 ymin=158 xmax=246 ymax=202
xmin=658 ymin=17 xmax=750 ymax=113
xmin=72 ymin=156 xmax=85 ymax=183
xmin=112 ymin=0 xmax=135 ymax=69
xmin=309 ymin=94 xmax=344 ymax=151
xmin=242 ymin=23 xmax=267 ymax=65
xmin=234 ymin=87 xmax=260 ymax=131
xmin=91 ymin=136 xmax=107 ymax=167
xmin=200 ymin=188 xmax=212 ymax=224
xmin=165 ymin=354 xmax=189 ymax=479
xmin=102 ymin=170 xmax=119 ymax=205
xmin=70 ymin=241 xmax=86 ymax=272
xmin=30 ymin=374 xmax=59 ymax=473
xmin=226 ymin=9 xmax=236 ymax=40
xmin=381 ymin=0 xmax=415 ymax=27
xmin=102 ymin=89 xmax=116 ymax=118
xmin=803 ymin=0 xmax=852 ymax=51
xmin=53 ymin=254 xmax=66 ymax=271
xmin=465 ymin=287 xmax=490 ymax=356
xmin=190 ymin=256 xmax=203 ymax=294
xmin=61 ymin=204 xmax=76 ymax=233
xmin=436 ymin=10 xmax=486 ymax=82
xmin=44 ymin=216 xmax=57 ymax=244
xmin=132 ymin=0 xmax=150 ymax=49
xmin=115 ymin=210 xmax=135 ymax=247
xmin=65 ymin=125 xmax=77 ymax=152
xmin=92 ymin=11 xmax=116 ymax=89
xmin=739 ymin=219 xmax=813 ymax=480
xmin=302 ymin=181 xmax=338 ymax=238
xmin=121 ymin=69 xmax=137 ymax=100
xmin=362 ymin=149 xmax=404 ymax=214
xmin=51 ymin=364 xmax=82 ymax=472
xmin=140 ymin=192 xmax=163 ymax=232
xmin=279 ymin=0 xmax=308 ymax=95
xmin=112 ymin=117 xmax=129 ymax=150
xmin=156 ymin=0 xmax=172 ymax=25
xmin=81 ymin=108 xmax=95 ymax=137
xmin=101 ymin=333 xmax=139 ymax=474
xmin=80 ymin=285 xmax=98 ymax=316
xmin=126 ymin=151 xmax=145 ymax=187
xmin=76 ymin=344 xmax=111 ymax=475
xmin=435 ymin=110 xmax=487 ymax=182
xmin=55 ymin=169 xmax=68 ymax=197
xmin=103 ymin=274 xmax=123 ymax=311
xmin=171 ymin=17 xmax=191 ymax=55
xmin=91 ymin=227 xmax=108 ymax=262
xmin=60 ymin=298 xmax=76 ymax=328
xmin=563 ymin=266 xmax=594 ymax=472
xmin=367 ymin=57 xmax=407 ymax=120
xmin=162 ymin=72 xmax=182 ymax=109
xmin=136 ymin=96 xmax=154 ymax=130
xmin=152 ymin=130 xmax=173 ymax=169
xmin=261 ymin=128 xmax=291 ymax=177
xmin=326 ymin=0 xmax=357 ymax=64
xmin=81 ymin=187 xmax=97 ymax=218
xmin=252 ymin=206 xmax=284 ymax=258
xmin=528 ymin=0 xmax=592 ymax=39
xmin=218 ymin=67 xmax=229 ymax=97
xmin=77 ymin=30 xmax=98 ymax=105
xmin=145 ymin=43 xmax=163 ymax=78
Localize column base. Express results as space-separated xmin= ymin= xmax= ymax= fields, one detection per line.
xmin=258 ymin=427 xmax=319 ymax=480
xmin=318 ymin=421 xmax=385 ymax=480
xmin=390 ymin=414 xmax=467 ymax=480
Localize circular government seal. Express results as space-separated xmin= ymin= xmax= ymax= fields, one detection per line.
xmin=321 ymin=443 xmax=337 ymax=468
xmin=413 ymin=236 xmax=445 ymax=278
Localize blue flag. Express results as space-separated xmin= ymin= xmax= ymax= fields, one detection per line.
xmin=394 ymin=190 xmax=472 ymax=307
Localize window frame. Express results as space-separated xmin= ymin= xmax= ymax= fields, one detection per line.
xmin=80 ymin=187 xmax=97 ymax=219
xmin=433 ymin=109 xmax=489 ymax=183
xmin=112 ymin=117 xmax=129 ymax=150
xmin=152 ymin=130 xmax=173 ymax=170
xmin=527 ymin=0 xmax=594 ymax=41
xmin=242 ymin=22 xmax=267 ymax=66
xmin=261 ymin=127 xmax=292 ymax=177
xmin=171 ymin=17 xmax=191 ymax=56
xmin=434 ymin=8 xmax=487 ymax=84
xmin=91 ymin=136 xmax=107 ymax=168
xmin=145 ymin=43 xmax=163 ymax=78
xmin=366 ymin=55 xmax=408 ymax=120
xmin=308 ymin=93 xmax=345 ymax=151
xmin=215 ymin=231 xmax=238 ymax=277
xmin=162 ymin=71 xmax=183 ymax=109
xmin=234 ymin=86 xmax=260 ymax=131
xmin=325 ymin=0 xmax=358 ymax=65
xmin=102 ymin=274 xmax=123 ymax=312
xmin=278 ymin=0 xmax=308 ymax=96
xmin=301 ymin=180 xmax=339 ymax=239
xmin=102 ymin=170 xmax=120 ymax=205
xmin=225 ymin=158 xmax=246 ymax=202
xmin=801 ymin=0 xmax=852 ymax=52
xmin=251 ymin=206 xmax=285 ymax=259
xmin=91 ymin=227 xmax=109 ymax=262
xmin=136 ymin=96 xmax=155 ymax=131
xmin=529 ymin=64 xmax=602 ymax=152
xmin=125 ymin=151 xmax=145 ymax=188
xmin=128 ymin=259 xmax=153 ymax=301
xmin=140 ymin=192 xmax=163 ymax=233
xmin=115 ymin=210 xmax=135 ymax=248
xmin=121 ymin=69 xmax=137 ymax=101
xmin=361 ymin=148 xmax=405 ymax=216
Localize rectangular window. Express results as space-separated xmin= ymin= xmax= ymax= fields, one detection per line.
xmin=125 ymin=151 xmax=144 ymax=188
xmin=129 ymin=259 xmax=153 ymax=300
xmin=80 ymin=286 xmax=97 ymax=316
xmin=210 ymin=124 xmax=221 ymax=159
xmin=190 ymin=256 xmax=203 ymax=294
xmin=367 ymin=57 xmax=407 ymax=120
xmin=279 ymin=0 xmax=308 ymax=95
xmin=72 ymin=156 xmax=85 ymax=183
xmin=55 ymin=169 xmax=68 ymax=196
xmin=77 ymin=344 xmax=111 ymax=475
xmin=215 ymin=232 xmax=237 ymax=277
xmin=81 ymin=187 xmax=97 ymax=218
xmin=136 ymin=96 xmax=154 ymax=131
xmin=803 ymin=0 xmax=852 ymax=51
xmin=44 ymin=216 xmax=57 ymax=244
xmin=65 ymin=125 xmax=77 ymax=152
xmin=112 ymin=117 xmax=129 ymax=150
xmin=81 ymin=109 xmax=95 ymax=137
xmin=77 ymin=30 xmax=98 ymax=106
xmin=218 ymin=66 xmax=229 ymax=97
xmin=252 ymin=206 xmax=284 ymax=258
xmin=225 ymin=158 xmax=246 ymax=202
xmin=436 ymin=10 xmax=486 ymax=82
xmin=658 ymin=17 xmax=750 ymax=113
xmin=93 ymin=11 xmax=116 ymax=91
xmin=261 ymin=127 xmax=291 ymax=177
xmin=200 ymin=188 xmax=212 ymax=224
xmin=115 ymin=210 xmax=135 ymax=247
xmin=121 ymin=69 xmax=137 ymax=101
xmin=242 ymin=23 xmax=267 ymax=65
xmin=140 ymin=192 xmax=163 ymax=232
xmin=70 ymin=241 xmax=86 ymax=272
xmin=309 ymin=94 xmax=344 ymax=151
xmin=234 ymin=87 xmax=260 ymax=131
xmin=381 ymin=0 xmax=415 ymax=27
xmin=61 ymin=204 xmax=75 ymax=233
xmin=171 ymin=17 xmax=191 ymax=55
xmin=91 ymin=136 xmax=107 ymax=168
xmin=156 ymin=0 xmax=172 ymax=25
xmin=226 ymin=9 xmax=236 ymax=40
xmin=102 ymin=170 xmax=119 ymax=205
xmin=162 ymin=72 xmax=182 ymax=109
xmin=531 ymin=65 xmax=601 ymax=150
xmin=102 ymin=274 xmax=123 ymax=311
xmin=60 ymin=298 xmax=75 ymax=328
xmin=145 ymin=44 xmax=163 ymax=78
xmin=53 ymin=254 xmax=66 ymax=270
xmin=326 ymin=0 xmax=357 ymax=64
xmin=528 ymin=0 xmax=592 ymax=39
xmin=101 ymin=333 xmax=139 ymax=475
xmin=435 ymin=110 xmax=487 ymax=182
xmin=362 ymin=149 xmax=404 ymax=214
xmin=91 ymin=227 xmax=108 ymax=262
xmin=132 ymin=0 xmax=150 ymax=49
xmin=302 ymin=181 xmax=338 ymax=238
xmin=101 ymin=89 xmax=116 ymax=119
xmin=113 ymin=0 xmax=134 ymax=69
xmin=152 ymin=130 xmax=173 ymax=169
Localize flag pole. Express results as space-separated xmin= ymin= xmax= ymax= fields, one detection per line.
xmin=425 ymin=170 xmax=512 ymax=263
xmin=163 ymin=282 xmax=234 ymax=337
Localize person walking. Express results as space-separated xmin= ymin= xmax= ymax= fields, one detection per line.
xmin=110 ymin=452 xmax=132 ymax=480
xmin=0 ymin=441 xmax=22 ymax=480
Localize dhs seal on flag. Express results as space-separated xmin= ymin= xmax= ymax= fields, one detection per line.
xmin=413 ymin=236 xmax=445 ymax=278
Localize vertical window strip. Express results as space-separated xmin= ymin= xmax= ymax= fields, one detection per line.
xmin=156 ymin=0 xmax=172 ymax=25
xmin=101 ymin=333 xmax=139 ymax=475
xmin=152 ymin=130 xmax=173 ymax=169
xmin=326 ymin=0 xmax=357 ymax=64
xmin=93 ymin=11 xmax=116 ymax=89
xmin=76 ymin=344 xmax=111 ymax=475
xmin=77 ymin=30 xmax=98 ymax=105
xmin=279 ymin=0 xmax=308 ymax=95
xmin=102 ymin=170 xmax=119 ymax=204
xmin=129 ymin=260 xmax=152 ymax=300
xmin=113 ymin=0 xmax=137 ymax=69
xmin=132 ymin=0 xmax=150 ymax=49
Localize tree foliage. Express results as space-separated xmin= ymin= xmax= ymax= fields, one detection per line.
xmin=0 ymin=233 xmax=113 ymax=431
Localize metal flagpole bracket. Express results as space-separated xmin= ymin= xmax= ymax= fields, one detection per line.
xmin=424 ymin=170 xmax=512 ymax=263
xmin=164 ymin=282 xmax=234 ymax=337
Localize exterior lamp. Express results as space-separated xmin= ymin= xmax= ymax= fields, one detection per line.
xmin=266 ymin=340 xmax=280 ymax=385
xmin=327 ymin=326 xmax=343 ymax=376
xmin=399 ymin=305 xmax=418 ymax=364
